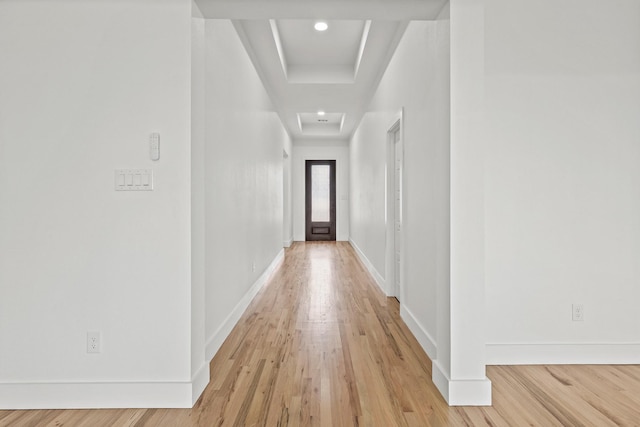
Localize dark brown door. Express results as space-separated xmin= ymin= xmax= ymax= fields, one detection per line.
xmin=305 ymin=160 xmax=336 ymax=241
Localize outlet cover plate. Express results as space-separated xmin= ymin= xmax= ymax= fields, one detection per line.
xmin=87 ymin=331 xmax=101 ymax=353
xmin=572 ymin=304 xmax=584 ymax=322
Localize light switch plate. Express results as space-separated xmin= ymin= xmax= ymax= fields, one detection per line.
xmin=115 ymin=169 xmax=153 ymax=191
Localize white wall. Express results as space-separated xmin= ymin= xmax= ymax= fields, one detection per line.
xmin=349 ymin=116 xmax=387 ymax=278
xmin=203 ymin=20 xmax=289 ymax=359
xmin=483 ymin=0 xmax=640 ymax=364
xmin=190 ymin=0 xmax=208 ymax=401
xmin=349 ymin=16 xmax=450 ymax=358
xmin=438 ymin=0 xmax=491 ymax=404
xmin=351 ymin=0 xmax=640 ymax=405
xmin=350 ymin=5 xmax=491 ymax=405
xmin=292 ymin=140 xmax=350 ymax=242
xmin=0 ymin=0 xmax=198 ymax=408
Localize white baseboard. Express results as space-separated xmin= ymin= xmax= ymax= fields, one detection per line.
xmin=348 ymin=239 xmax=386 ymax=294
xmin=432 ymin=360 xmax=492 ymax=406
xmin=400 ymin=305 xmax=437 ymax=360
xmin=190 ymin=362 xmax=210 ymax=406
xmin=486 ymin=342 xmax=640 ymax=365
xmin=283 ymin=238 xmax=292 ymax=248
xmin=0 ymin=380 xmax=196 ymax=410
xmin=205 ymin=249 xmax=285 ymax=361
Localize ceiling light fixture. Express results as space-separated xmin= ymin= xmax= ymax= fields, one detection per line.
xmin=317 ymin=111 xmax=326 ymax=116
xmin=314 ymin=21 xmax=328 ymax=32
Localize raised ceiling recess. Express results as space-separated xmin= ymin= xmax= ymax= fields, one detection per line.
xmin=196 ymin=0 xmax=449 ymax=141
xmin=297 ymin=112 xmax=345 ymax=136
xmin=272 ymin=19 xmax=370 ymax=84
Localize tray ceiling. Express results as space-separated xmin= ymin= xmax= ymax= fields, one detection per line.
xmin=195 ymin=0 xmax=448 ymax=141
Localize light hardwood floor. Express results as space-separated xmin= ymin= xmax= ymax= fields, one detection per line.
xmin=2 ymin=242 xmax=639 ymax=426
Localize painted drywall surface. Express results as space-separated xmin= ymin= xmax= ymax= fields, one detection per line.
xmin=292 ymin=141 xmax=350 ymax=242
xmin=484 ymin=0 xmax=640 ymax=353
xmin=350 ymin=19 xmax=450 ymax=355
xmin=204 ymin=20 xmax=288 ymax=348
xmin=190 ymin=0 xmax=208 ymax=397
xmin=350 ymin=118 xmax=387 ymax=276
xmin=0 ymin=0 xmax=193 ymax=386
xmin=445 ymin=0 xmax=490 ymax=393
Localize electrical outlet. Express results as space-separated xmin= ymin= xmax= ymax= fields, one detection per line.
xmin=252 ymin=262 xmax=256 ymax=272
xmin=87 ymin=331 xmax=101 ymax=353
xmin=572 ymin=304 xmax=584 ymax=322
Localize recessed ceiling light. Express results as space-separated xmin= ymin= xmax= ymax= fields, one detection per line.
xmin=317 ymin=111 xmax=326 ymax=116
xmin=314 ymin=21 xmax=328 ymax=32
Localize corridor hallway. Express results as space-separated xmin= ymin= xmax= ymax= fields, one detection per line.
xmin=197 ymin=241 xmax=450 ymax=426
xmin=2 ymin=242 xmax=640 ymax=426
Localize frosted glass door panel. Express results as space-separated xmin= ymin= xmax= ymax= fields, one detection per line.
xmin=305 ymin=160 xmax=336 ymax=241
xmin=311 ymin=165 xmax=331 ymax=222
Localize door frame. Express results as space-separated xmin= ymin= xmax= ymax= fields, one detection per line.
xmin=283 ymin=148 xmax=292 ymax=248
xmin=296 ymin=154 xmax=343 ymax=241
xmin=305 ymin=160 xmax=337 ymax=241
xmin=385 ymin=109 xmax=404 ymax=299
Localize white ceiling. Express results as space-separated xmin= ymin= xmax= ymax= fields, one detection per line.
xmin=277 ymin=20 xmax=365 ymax=69
xmin=272 ymin=19 xmax=367 ymax=84
xmin=195 ymin=0 xmax=448 ymax=141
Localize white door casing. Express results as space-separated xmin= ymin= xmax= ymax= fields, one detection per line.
xmin=385 ymin=111 xmax=403 ymax=300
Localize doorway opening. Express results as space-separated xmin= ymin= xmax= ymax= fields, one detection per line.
xmin=305 ymin=160 xmax=336 ymax=241
xmin=386 ymin=114 xmax=403 ymax=299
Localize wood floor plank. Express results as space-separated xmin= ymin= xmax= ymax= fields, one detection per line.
xmin=2 ymin=242 xmax=640 ymax=426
